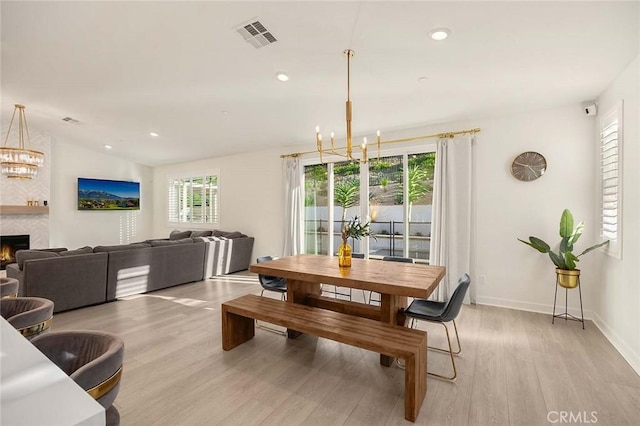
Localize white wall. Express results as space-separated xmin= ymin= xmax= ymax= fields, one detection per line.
xmin=593 ymin=56 xmax=640 ymax=373
xmin=356 ymin=106 xmax=600 ymax=315
xmin=151 ymin=103 xmax=600 ymax=314
xmin=50 ymin=139 xmax=154 ymax=248
xmin=151 ymin=147 xmax=283 ymax=260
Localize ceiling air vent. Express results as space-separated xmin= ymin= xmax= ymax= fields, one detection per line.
xmin=235 ymin=19 xmax=277 ymax=49
xmin=62 ymin=117 xmax=80 ymax=124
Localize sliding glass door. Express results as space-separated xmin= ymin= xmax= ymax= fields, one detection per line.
xmin=302 ymin=147 xmax=435 ymax=263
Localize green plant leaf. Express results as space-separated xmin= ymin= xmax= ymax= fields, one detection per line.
xmin=559 ymin=209 xmax=574 ymax=238
xmin=518 ymin=237 xmax=550 ymax=253
xmin=559 ymin=237 xmax=570 ymax=253
xmin=570 ymin=221 xmax=584 ymax=245
xmin=548 ymin=251 xmax=566 ymax=269
xmin=564 ymin=251 xmax=579 ymax=269
xmin=577 ymin=240 xmax=610 ymax=257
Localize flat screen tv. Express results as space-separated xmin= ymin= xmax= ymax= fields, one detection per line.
xmin=78 ymin=178 xmax=140 ymax=210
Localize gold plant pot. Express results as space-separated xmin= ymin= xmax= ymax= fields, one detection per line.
xmin=556 ymin=268 xmax=580 ymax=289
xmin=338 ymin=241 xmax=352 ymax=267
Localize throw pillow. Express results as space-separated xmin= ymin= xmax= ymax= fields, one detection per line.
xmin=213 ymin=230 xmax=232 ymax=238
xmin=39 ymin=247 xmax=69 ymax=253
xmin=170 ymin=230 xmax=192 ymax=240
xmin=59 ymin=246 xmax=94 ymax=256
xmin=190 ymin=230 xmax=213 ymax=238
xmin=225 ymin=231 xmax=247 ymax=239
xmin=16 ymin=250 xmax=60 ymax=270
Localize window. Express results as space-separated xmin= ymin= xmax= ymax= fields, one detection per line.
xmin=168 ymin=172 xmax=219 ymax=225
xmin=599 ymin=101 xmax=623 ymax=258
xmin=302 ymin=148 xmax=435 ymax=263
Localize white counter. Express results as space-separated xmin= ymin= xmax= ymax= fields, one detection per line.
xmin=1 ymin=318 xmax=105 ymax=426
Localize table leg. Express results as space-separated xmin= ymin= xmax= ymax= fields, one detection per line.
xmin=286 ymin=279 xmax=322 ymax=339
xmin=379 ymin=293 xmax=408 ymax=366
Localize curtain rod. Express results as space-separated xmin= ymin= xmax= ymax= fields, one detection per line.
xmin=280 ymin=127 xmax=481 ymax=159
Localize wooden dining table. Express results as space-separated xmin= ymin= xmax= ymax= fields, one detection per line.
xmin=250 ymin=254 xmax=446 ymax=366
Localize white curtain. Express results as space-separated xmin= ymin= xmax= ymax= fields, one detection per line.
xmin=429 ymin=136 xmax=476 ymax=303
xmin=283 ymin=156 xmax=303 ymax=256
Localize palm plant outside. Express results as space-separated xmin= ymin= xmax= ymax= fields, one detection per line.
xmin=407 ymin=163 xmax=430 ymax=220
xmin=334 ymin=179 xmax=359 ymax=221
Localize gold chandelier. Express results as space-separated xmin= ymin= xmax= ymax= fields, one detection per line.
xmin=1 ymin=104 xmax=45 ymax=179
xmin=315 ymin=49 xmax=381 ymax=164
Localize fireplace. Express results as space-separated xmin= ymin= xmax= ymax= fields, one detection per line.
xmin=1 ymin=235 xmax=30 ymax=270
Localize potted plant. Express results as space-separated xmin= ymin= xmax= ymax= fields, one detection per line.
xmin=518 ymin=209 xmax=609 ymax=288
xmin=339 ymin=216 xmax=373 ymax=267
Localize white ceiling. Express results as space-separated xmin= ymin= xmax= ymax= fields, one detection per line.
xmin=2 ymin=1 xmax=638 ymax=166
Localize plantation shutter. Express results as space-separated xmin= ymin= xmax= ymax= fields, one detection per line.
xmin=167 ymin=172 xmax=219 ymax=225
xmin=599 ymin=102 xmax=622 ymax=253
xmin=168 ymin=178 xmax=180 ymax=222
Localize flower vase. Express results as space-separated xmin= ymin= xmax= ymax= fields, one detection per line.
xmin=338 ymin=241 xmax=352 ymax=267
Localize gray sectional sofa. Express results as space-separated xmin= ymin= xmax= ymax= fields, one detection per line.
xmin=6 ymin=230 xmax=254 ymax=313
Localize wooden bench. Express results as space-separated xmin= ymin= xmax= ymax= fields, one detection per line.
xmin=221 ymin=294 xmax=427 ymax=422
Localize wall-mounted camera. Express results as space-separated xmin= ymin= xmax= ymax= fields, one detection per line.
xmin=583 ymin=101 xmax=597 ymax=116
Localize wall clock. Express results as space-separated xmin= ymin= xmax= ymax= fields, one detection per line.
xmin=511 ymin=151 xmax=547 ymax=182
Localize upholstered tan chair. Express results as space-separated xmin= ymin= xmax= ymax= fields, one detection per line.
xmin=0 ymin=277 xmax=19 ymax=298
xmin=1 ymin=296 xmax=54 ymax=339
xmin=32 ymin=330 xmax=125 ymax=424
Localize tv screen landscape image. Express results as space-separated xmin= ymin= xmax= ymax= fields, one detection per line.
xmin=78 ymin=178 xmax=140 ymax=210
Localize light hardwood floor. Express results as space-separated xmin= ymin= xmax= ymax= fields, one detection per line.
xmin=50 ymin=273 xmax=640 ymax=425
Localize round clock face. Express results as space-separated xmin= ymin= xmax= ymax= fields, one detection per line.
xmin=511 ymin=151 xmax=547 ymax=182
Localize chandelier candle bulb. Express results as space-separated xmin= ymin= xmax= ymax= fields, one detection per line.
xmin=330 ymin=132 xmax=335 ymax=150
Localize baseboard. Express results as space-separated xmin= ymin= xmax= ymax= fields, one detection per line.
xmin=476 ymin=295 xmax=592 ymax=320
xmin=590 ymin=312 xmax=640 ymax=376
xmin=476 ymin=296 xmax=640 ymax=376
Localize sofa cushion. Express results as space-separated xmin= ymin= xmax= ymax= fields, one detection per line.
xmin=170 ymin=230 xmax=192 ymax=240
xmin=16 ymin=250 xmax=61 ymax=270
xmin=150 ymin=238 xmax=194 ymax=247
xmin=94 ymin=243 xmax=150 ymax=253
xmin=59 ymin=246 xmax=94 ymax=256
xmin=190 ymin=230 xmax=213 ymax=238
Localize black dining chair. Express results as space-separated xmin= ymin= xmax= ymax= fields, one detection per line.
xmin=256 ymin=256 xmax=287 ymax=300
xmin=403 ymin=273 xmax=471 ymax=381
xmin=256 ymin=256 xmax=287 ymax=335
xmin=367 ymin=256 xmax=415 ymax=304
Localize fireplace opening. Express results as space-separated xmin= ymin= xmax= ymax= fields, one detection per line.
xmin=1 ymin=235 xmax=30 ymax=270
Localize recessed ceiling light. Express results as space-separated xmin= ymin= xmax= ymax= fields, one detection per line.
xmin=104 ymin=145 xmax=112 ymax=150
xmin=222 ymin=110 xmax=229 ymax=115
xmin=429 ymin=28 xmax=451 ymax=41
xmin=276 ymin=72 xmax=289 ymax=82
xmin=149 ymin=132 xmax=159 ymax=137
xmin=418 ymin=76 xmax=428 ymax=84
